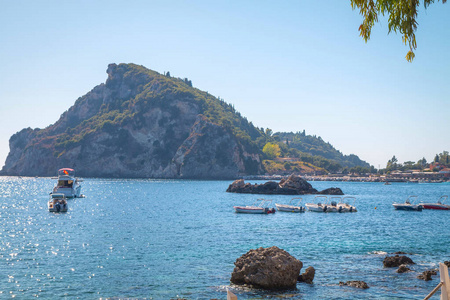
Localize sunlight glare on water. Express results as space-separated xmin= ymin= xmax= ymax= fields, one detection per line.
xmin=0 ymin=177 xmax=449 ymax=299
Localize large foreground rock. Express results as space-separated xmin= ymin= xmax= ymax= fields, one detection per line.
xmin=383 ymin=255 xmax=415 ymax=268
xmin=226 ymin=175 xmax=343 ymax=195
xmin=230 ymin=246 xmax=303 ymax=289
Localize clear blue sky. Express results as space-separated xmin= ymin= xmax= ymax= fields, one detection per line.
xmin=1 ymin=0 xmax=449 ymax=169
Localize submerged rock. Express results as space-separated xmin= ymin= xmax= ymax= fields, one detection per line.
xmin=417 ymin=270 xmax=437 ymax=281
xmin=339 ymin=281 xmax=369 ymax=289
xmin=383 ymin=255 xmax=415 ymax=268
xmin=298 ymin=266 xmax=315 ymax=284
xmin=396 ymin=264 xmax=412 ymax=273
xmin=226 ymin=175 xmax=343 ymax=195
xmin=316 ymin=187 xmax=344 ymax=195
xmin=230 ymin=246 xmax=303 ymax=289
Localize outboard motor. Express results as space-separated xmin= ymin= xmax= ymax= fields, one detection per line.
xmin=55 ymin=202 xmax=61 ymax=212
xmin=323 ymin=206 xmax=327 ymax=212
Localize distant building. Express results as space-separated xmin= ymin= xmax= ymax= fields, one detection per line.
xmin=430 ymin=162 xmax=442 ymax=171
xmin=440 ymin=168 xmax=450 ymax=178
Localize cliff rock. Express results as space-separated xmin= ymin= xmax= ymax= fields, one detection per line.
xmin=1 ymin=63 xmax=263 ymax=178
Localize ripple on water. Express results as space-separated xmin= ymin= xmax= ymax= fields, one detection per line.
xmin=0 ymin=178 xmax=449 ymax=298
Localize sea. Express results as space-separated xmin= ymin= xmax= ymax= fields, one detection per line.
xmin=1 ymin=177 xmax=450 ymax=299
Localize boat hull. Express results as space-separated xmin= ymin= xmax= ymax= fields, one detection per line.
xmin=305 ymin=204 xmax=326 ymax=212
xmin=233 ymin=206 xmax=274 ymax=214
xmin=53 ymin=185 xmax=81 ymax=198
xmin=421 ymin=203 xmax=450 ymax=210
xmin=48 ymin=202 xmax=68 ymax=213
xmin=393 ymin=204 xmax=423 ymax=211
xmin=275 ymin=204 xmax=305 ymax=213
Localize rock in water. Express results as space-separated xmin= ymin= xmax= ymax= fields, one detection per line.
xmin=417 ymin=270 xmax=437 ymax=281
xmin=339 ymin=281 xmax=369 ymax=289
xmin=226 ymin=175 xmax=343 ymax=195
xmin=317 ymin=187 xmax=344 ymax=195
xmin=396 ymin=264 xmax=411 ymax=273
xmin=383 ymin=255 xmax=415 ymax=268
xmin=298 ymin=266 xmax=315 ymax=283
xmin=230 ymin=246 xmax=303 ymax=289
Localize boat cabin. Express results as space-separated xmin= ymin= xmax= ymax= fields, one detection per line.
xmin=58 ymin=168 xmax=75 ymax=177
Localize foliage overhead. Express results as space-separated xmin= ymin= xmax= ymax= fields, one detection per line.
xmin=351 ymin=0 xmax=447 ymax=62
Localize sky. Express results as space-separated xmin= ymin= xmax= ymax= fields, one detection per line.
xmin=0 ymin=0 xmax=449 ymax=170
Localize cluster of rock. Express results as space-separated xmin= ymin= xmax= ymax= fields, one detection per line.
xmin=383 ymin=255 xmax=415 ymax=268
xmin=382 ymin=254 xmax=450 ymax=281
xmin=230 ymin=248 xmax=450 ymax=294
xmin=226 ymin=175 xmax=344 ymax=195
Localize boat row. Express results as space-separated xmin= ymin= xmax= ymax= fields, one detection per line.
xmin=392 ymin=195 xmax=449 ymax=211
xmin=48 ymin=168 xmax=83 ymax=213
xmin=233 ymin=196 xmax=357 ymax=214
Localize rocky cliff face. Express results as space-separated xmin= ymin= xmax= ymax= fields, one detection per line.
xmin=1 ymin=63 xmax=263 ymax=178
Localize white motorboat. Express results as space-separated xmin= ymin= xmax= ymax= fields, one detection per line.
xmin=48 ymin=193 xmax=68 ymax=212
xmin=275 ymin=197 xmax=305 ymax=213
xmin=420 ymin=195 xmax=450 ymax=210
xmin=336 ymin=196 xmax=358 ymax=212
xmin=234 ymin=199 xmax=276 ymax=214
xmin=324 ymin=196 xmax=342 ymax=213
xmin=393 ymin=195 xmax=423 ymax=211
xmin=305 ymin=195 xmax=329 ymax=212
xmin=51 ymin=168 xmax=82 ymax=198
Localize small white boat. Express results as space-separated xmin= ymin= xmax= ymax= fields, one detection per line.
xmin=275 ymin=197 xmax=305 ymax=213
xmin=393 ymin=195 xmax=423 ymax=211
xmin=420 ymin=195 xmax=450 ymax=210
xmin=305 ymin=196 xmax=329 ymax=212
xmin=234 ymin=199 xmax=276 ymax=214
xmin=51 ymin=168 xmax=82 ymax=198
xmin=323 ymin=196 xmax=343 ymax=213
xmin=336 ymin=196 xmax=358 ymax=212
xmin=48 ymin=193 xmax=68 ymax=213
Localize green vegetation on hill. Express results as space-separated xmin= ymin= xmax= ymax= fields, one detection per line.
xmin=17 ymin=63 xmax=372 ymax=176
xmin=382 ymin=151 xmax=449 ymax=173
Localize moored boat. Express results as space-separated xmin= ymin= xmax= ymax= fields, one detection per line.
xmin=51 ymin=168 xmax=82 ymax=198
xmin=48 ymin=193 xmax=68 ymax=213
xmin=275 ymin=197 xmax=305 ymax=213
xmin=336 ymin=196 xmax=358 ymax=212
xmin=305 ymin=195 xmax=329 ymax=212
xmin=420 ymin=195 xmax=450 ymax=210
xmin=393 ymin=195 xmax=423 ymax=211
xmin=234 ymin=199 xmax=276 ymax=214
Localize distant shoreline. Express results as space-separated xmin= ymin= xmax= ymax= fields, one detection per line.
xmin=243 ymin=174 xmax=450 ymax=183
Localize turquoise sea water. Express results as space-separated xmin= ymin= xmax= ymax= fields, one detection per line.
xmin=1 ymin=177 xmax=450 ymax=299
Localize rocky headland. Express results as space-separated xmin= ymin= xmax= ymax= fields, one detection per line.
xmin=0 ymin=64 xmax=262 ymax=179
xmin=226 ymin=174 xmax=344 ymax=195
